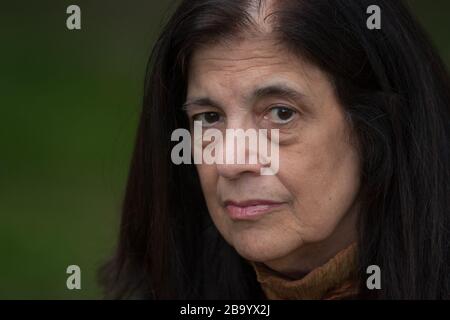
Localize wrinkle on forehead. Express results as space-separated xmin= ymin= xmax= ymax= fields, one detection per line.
xmin=189 ymin=37 xmax=297 ymax=82
xmin=191 ymin=33 xmax=287 ymax=66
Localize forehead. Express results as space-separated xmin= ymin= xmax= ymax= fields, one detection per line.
xmin=187 ymin=36 xmax=326 ymax=97
xmin=189 ymin=37 xmax=291 ymax=80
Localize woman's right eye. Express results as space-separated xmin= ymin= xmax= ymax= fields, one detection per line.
xmin=192 ymin=112 xmax=223 ymax=127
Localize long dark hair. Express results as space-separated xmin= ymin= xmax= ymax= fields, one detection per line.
xmin=99 ymin=0 xmax=450 ymax=299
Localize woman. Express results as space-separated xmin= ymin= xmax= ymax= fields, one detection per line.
xmin=100 ymin=0 xmax=450 ymax=299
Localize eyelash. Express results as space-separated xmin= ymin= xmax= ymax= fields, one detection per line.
xmin=192 ymin=112 xmax=225 ymax=127
xmin=190 ymin=106 xmax=298 ymax=128
xmin=264 ymin=106 xmax=297 ymax=124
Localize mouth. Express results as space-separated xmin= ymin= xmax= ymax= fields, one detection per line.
xmin=223 ymin=199 xmax=286 ymax=221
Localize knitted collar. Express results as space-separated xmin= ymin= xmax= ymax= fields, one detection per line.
xmin=248 ymin=242 xmax=359 ymax=300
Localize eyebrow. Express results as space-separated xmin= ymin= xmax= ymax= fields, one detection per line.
xmin=182 ymin=83 xmax=307 ymax=112
xmin=252 ymin=83 xmax=306 ymax=104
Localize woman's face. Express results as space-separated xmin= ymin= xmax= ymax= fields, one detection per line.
xmin=185 ymin=35 xmax=361 ymax=276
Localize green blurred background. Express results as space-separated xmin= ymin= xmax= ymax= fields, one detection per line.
xmin=0 ymin=0 xmax=448 ymax=299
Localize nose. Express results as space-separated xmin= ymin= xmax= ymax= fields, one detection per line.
xmin=216 ymin=160 xmax=263 ymax=180
xmin=215 ymin=126 xmax=266 ymax=180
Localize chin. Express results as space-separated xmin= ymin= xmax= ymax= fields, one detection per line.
xmin=228 ymin=228 xmax=303 ymax=263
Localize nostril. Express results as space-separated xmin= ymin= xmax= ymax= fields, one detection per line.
xmin=216 ymin=162 xmax=264 ymax=180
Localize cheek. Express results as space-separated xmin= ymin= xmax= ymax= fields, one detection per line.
xmin=277 ymin=129 xmax=360 ymax=241
xmin=196 ymin=164 xmax=217 ymax=199
xmin=195 ymin=164 xmax=234 ymax=239
xmin=195 ymin=164 xmax=226 ymax=224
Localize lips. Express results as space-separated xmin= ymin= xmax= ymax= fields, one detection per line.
xmin=223 ymin=199 xmax=285 ymax=220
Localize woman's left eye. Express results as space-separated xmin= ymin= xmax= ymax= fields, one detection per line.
xmin=264 ymin=106 xmax=297 ymax=124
